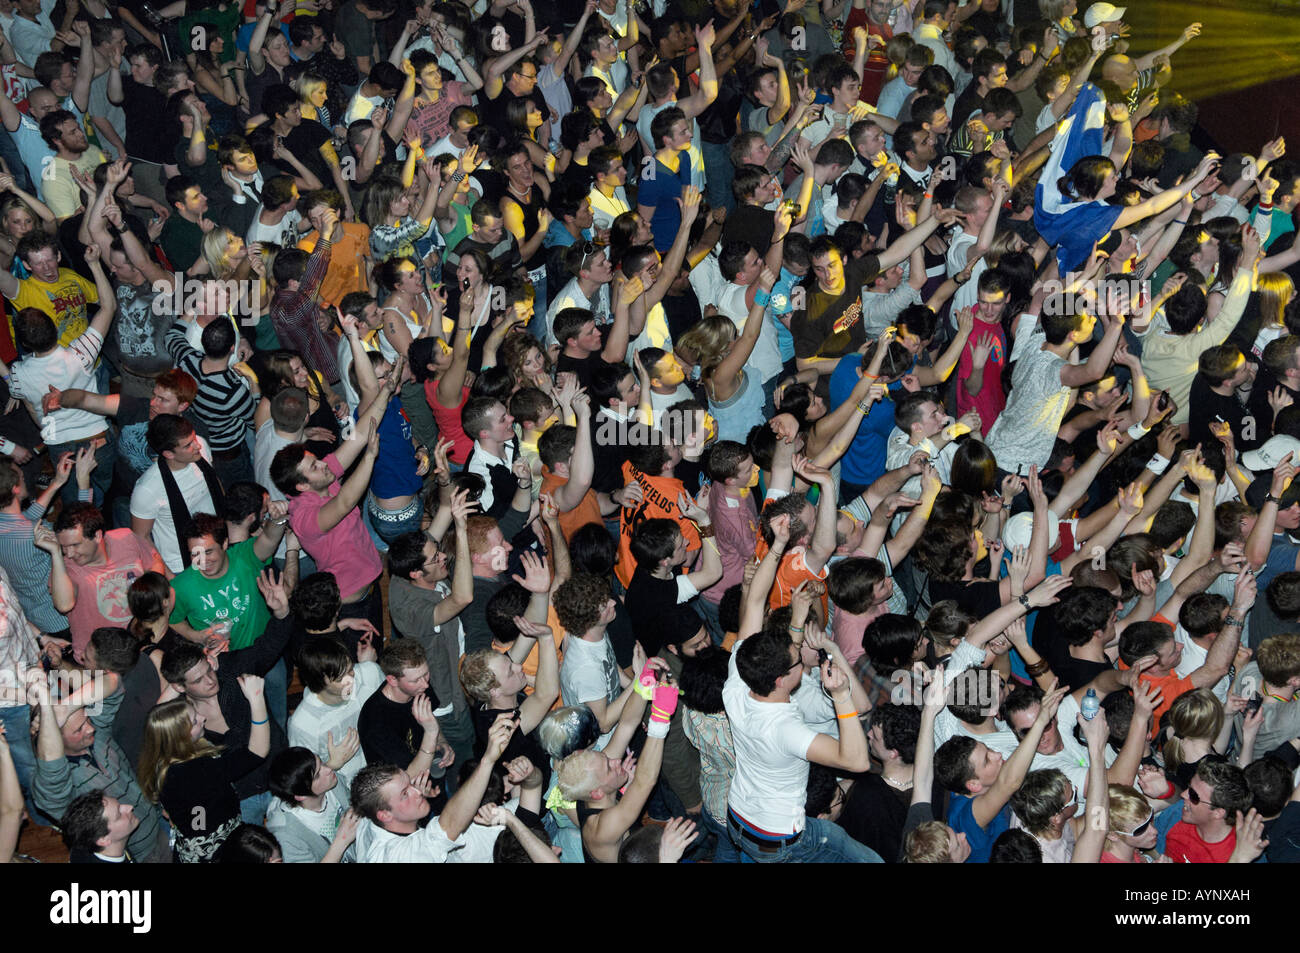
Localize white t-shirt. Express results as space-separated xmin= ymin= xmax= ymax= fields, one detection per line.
xmin=12 ymin=328 xmax=104 ymax=443
xmin=344 ymin=91 xmax=385 ymax=126
xmin=1174 ymin=627 xmax=1229 ymax=702
xmin=723 ymin=638 xmax=818 ymax=835
xmin=559 ymin=634 xmax=622 ymax=749
xmin=355 ymin=815 xmax=465 ymax=862
xmin=129 ymin=437 xmax=216 ymax=573
xmin=588 ymin=185 xmax=630 ymax=231
xmin=793 ymin=666 xmax=837 ymax=737
xmin=287 ymin=660 xmax=385 ymax=793
xmin=1028 ymin=692 xmax=1117 ymax=797
xmin=545 ymin=277 xmax=611 ymax=349
xmin=247 ymin=208 xmax=302 ymax=248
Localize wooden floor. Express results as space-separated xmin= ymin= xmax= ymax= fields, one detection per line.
xmin=16 ymin=571 xmax=394 ymax=863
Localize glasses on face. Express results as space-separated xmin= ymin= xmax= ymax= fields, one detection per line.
xmin=1186 ymin=785 xmax=1204 ymax=806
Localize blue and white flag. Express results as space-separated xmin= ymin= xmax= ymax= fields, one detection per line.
xmin=1034 ymin=82 xmax=1124 ymax=275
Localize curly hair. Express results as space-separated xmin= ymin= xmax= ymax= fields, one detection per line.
xmin=553 ymin=573 xmax=611 ymax=635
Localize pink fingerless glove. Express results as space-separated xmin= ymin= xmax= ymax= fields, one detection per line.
xmin=647 ymin=684 xmax=679 ymax=738
xmin=634 ymin=663 xmax=657 ymax=700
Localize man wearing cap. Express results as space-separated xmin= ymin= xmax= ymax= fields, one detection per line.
xmin=1242 ymin=448 xmax=1300 ymax=593
xmin=1082 ymin=4 xmax=1128 ymax=53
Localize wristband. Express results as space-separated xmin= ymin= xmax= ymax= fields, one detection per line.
xmin=251 ymin=717 xmax=268 ymax=725
xmin=1146 ymin=453 xmax=1171 ymax=475
xmin=452 ymin=171 xmax=466 ymax=182
xmin=0 ymin=438 xmax=14 ymax=455
xmin=647 ymin=684 xmax=679 ymax=739
xmin=1025 ymin=657 xmax=1051 ymax=677
xmin=1223 ymin=616 xmax=1244 ymax=628
xmin=753 ymin=289 xmax=771 ymax=308
xmin=1173 ymin=219 xmax=1188 ymax=225
xmin=696 ymin=523 xmax=715 ymax=539
xmin=836 ymin=710 xmax=859 ymax=720
xmin=1018 ymin=594 xmax=1031 ymax=610
xmin=1160 ymin=780 xmax=1176 ymax=801
xmin=1126 ymin=422 xmax=1150 ymax=440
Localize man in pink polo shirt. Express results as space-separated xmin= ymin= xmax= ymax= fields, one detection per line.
xmin=271 ymin=419 xmax=385 ymax=636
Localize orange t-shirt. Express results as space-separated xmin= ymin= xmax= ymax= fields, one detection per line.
xmin=615 ymin=462 xmax=700 ymax=588
xmin=540 ymin=466 xmax=604 ymax=542
xmin=1119 ymin=612 xmax=1195 ymax=739
xmin=298 ymin=222 xmax=372 ymax=308
xmin=753 ymin=536 xmax=830 ymax=616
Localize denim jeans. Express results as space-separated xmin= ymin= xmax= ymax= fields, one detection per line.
xmin=699 ymin=808 xmax=741 ymax=863
xmin=264 ymin=657 xmax=288 ymax=733
xmin=728 ymin=811 xmax=883 ymax=863
xmin=366 ymin=494 xmax=424 ymax=547
xmin=701 ymin=139 xmax=736 ymax=215
xmin=694 ymin=595 xmax=725 ymax=647
xmin=240 ymin=790 xmax=271 ymax=825
xmin=49 ymin=429 xmax=116 ymax=507
xmin=0 ymin=704 xmax=44 ymax=824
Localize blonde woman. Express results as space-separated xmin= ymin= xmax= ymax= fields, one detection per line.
xmin=1101 ymin=784 xmax=1163 ymax=863
xmin=1162 ymin=688 xmax=1228 ymax=786
xmin=0 ymin=171 xmax=57 ymax=279
xmin=677 ymin=265 xmax=776 ymax=445
xmin=294 ymin=71 xmax=340 ymax=137
xmin=138 ymin=675 xmax=269 ymax=862
xmin=1250 ymin=271 xmax=1295 ymax=357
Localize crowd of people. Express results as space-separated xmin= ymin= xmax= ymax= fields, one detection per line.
xmin=0 ymin=0 xmax=1297 ymax=865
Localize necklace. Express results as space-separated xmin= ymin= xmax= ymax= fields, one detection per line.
xmin=882 ymin=772 xmax=913 ymax=790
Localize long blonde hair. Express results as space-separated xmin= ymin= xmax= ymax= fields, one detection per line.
xmin=138 ymin=699 xmax=223 ymax=802
xmin=1258 ymin=271 xmax=1295 ymax=330
xmin=676 ymin=315 xmax=736 ymax=382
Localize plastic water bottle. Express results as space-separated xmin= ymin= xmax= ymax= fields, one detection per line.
xmin=1081 ymin=687 xmax=1099 ymax=721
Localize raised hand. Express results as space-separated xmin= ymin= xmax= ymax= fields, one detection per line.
xmin=326 ymin=727 xmax=360 ymax=768
xmin=659 ymin=816 xmax=698 ymax=863
xmin=237 ymin=673 xmax=265 ymax=701
xmin=511 ymin=550 xmax=551 ymax=593
xmin=256 ymin=568 xmax=289 ymax=616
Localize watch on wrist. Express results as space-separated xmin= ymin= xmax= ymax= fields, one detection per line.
xmin=1018 ymin=593 xmax=1031 ymax=610
xmin=1266 ymin=493 xmax=1282 ymax=504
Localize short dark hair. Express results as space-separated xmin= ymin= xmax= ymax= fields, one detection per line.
xmin=297 ymin=637 xmax=352 ymax=693
xmin=387 ymin=531 xmax=430 ymax=581
xmin=289 ymin=572 xmax=341 ymax=631
xmin=53 ymin=501 xmax=105 ymax=538
xmin=269 ymin=747 xmax=320 ymax=803
xmin=629 ymin=518 xmax=679 ymax=568
xmin=827 ymin=557 xmax=885 ymax=614
xmin=934 ymin=735 xmax=978 ymax=794
xmin=870 ymin=703 xmax=921 ymax=763
xmin=485 ymin=583 xmax=530 ymax=646
xmin=735 ymin=628 xmax=794 ymax=696
xmin=1054 ymin=586 xmax=1115 ymax=647
xmin=146 ymin=414 xmax=195 ymax=456
xmin=1118 ymin=620 xmax=1175 ymax=667
xmin=61 ymin=792 xmax=110 ymax=852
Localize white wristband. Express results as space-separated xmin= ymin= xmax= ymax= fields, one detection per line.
xmin=0 ymin=438 xmax=14 ymax=455
xmin=646 ymin=719 xmax=671 ymax=740
xmin=1126 ymin=423 xmax=1151 ymax=441
xmin=1146 ymin=453 xmax=1171 ymax=475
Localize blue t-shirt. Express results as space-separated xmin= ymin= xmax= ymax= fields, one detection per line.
xmin=948 ymin=793 xmax=1010 ymax=863
xmin=770 ymin=266 xmax=800 ymax=363
xmin=830 ymin=354 xmax=896 ymax=487
xmin=638 ymin=151 xmax=692 ymax=253
xmin=1257 ymin=534 xmax=1300 ymax=593
xmin=361 ymin=395 xmax=422 ymax=499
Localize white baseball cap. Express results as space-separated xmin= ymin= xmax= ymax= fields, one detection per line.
xmin=1242 ymin=435 xmax=1300 ymax=472
xmin=1002 ymin=510 xmax=1061 ymax=552
xmin=1083 ymin=2 xmax=1126 ymax=28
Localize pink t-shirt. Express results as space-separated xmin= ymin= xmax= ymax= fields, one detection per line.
xmin=288 ymin=453 xmax=382 ymax=601
xmin=956 ymin=315 xmax=1007 ymax=436
xmin=832 ymin=600 xmax=889 ymax=669
xmin=65 ymin=529 xmax=163 ymax=663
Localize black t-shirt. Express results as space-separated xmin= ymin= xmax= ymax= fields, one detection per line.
xmin=698 ymin=72 xmax=745 ymax=144
xmin=358 ymin=686 xmax=442 ymax=768
xmin=722 ymin=204 xmax=776 ymax=257
xmin=1188 ymin=373 xmax=1252 ymax=452
xmin=284 ymin=121 xmax=335 ymax=188
xmin=556 ymin=352 xmax=606 ymax=391
xmin=478 ymin=87 xmax=549 ymax=137
xmin=472 ymin=696 xmax=552 ymax=790
xmin=928 ymin=578 xmax=1002 ymax=619
xmin=663 ymin=287 xmax=703 ymax=344
xmin=791 ymin=254 xmax=882 ymax=360
xmin=591 ymin=408 xmax=634 ymax=494
xmin=121 ymin=77 xmax=173 ymax=163
xmin=675 ymin=457 xmax=706 ymax=496
xmin=625 ymin=567 xmax=700 ymax=658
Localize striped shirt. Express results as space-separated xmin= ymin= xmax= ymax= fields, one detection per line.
xmin=164 ymin=321 xmax=256 ymax=454
xmin=0 ymin=503 xmax=66 ymax=632
xmin=270 ymin=234 xmax=340 ymax=383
